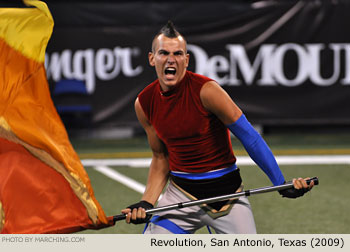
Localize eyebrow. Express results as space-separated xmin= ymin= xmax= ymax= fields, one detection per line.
xmin=158 ymin=49 xmax=169 ymax=54
xmin=157 ymin=49 xmax=184 ymax=54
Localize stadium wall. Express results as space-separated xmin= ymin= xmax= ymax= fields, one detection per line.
xmin=2 ymin=0 xmax=350 ymax=134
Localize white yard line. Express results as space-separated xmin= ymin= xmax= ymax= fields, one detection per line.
xmin=93 ymin=165 xmax=146 ymax=194
xmin=90 ymin=155 xmax=350 ymax=196
xmin=82 ymin=155 xmax=350 ymax=168
xmin=84 ymin=158 xmax=151 ymax=167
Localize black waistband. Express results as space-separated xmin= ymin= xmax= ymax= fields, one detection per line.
xmin=170 ymin=168 xmax=242 ymax=211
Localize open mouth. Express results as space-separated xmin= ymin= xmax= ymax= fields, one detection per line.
xmin=164 ymin=67 xmax=176 ymax=76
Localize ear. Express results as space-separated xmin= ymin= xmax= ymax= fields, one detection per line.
xmin=185 ymin=53 xmax=190 ymax=68
xmin=148 ymin=52 xmax=155 ymax=66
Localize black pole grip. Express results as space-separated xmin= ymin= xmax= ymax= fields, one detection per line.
xmin=113 ymin=214 xmax=126 ymax=223
xmin=306 ymin=177 xmax=319 ymax=186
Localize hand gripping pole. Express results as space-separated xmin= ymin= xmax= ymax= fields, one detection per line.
xmin=113 ymin=177 xmax=319 ymax=223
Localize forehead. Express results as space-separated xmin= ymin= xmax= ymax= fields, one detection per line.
xmin=153 ymin=34 xmax=187 ymax=52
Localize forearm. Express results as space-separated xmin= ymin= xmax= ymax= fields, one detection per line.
xmin=227 ymin=114 xmax=285 ymax=186
xmin=141 ymin=154 xmax=169 ymax=205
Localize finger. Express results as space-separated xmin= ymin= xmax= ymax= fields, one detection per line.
xmin=297 ymin=177 xmax=306 ymax=189
xmin=292 ymin=178 xmax=299 ymax=189
xmin=305 ymin=177 xmax=314 ymax=189
xmin=293 ymin=178 xmax=303 ymax=189
xmin=299 ymin=178 xmax=308 ymax=188
xmin=121 ymin=208 xmax=131 ymax=223
xmin=131 ymin=208 xmax=138 ymax=220
xmin=125 ymin=212 xmax=131 ymax=224
xmin=310 ymin=179 xmax=314 ymax=188
xmin=136 ymin=208 xmax=145 ymax=219
xmin=121 ymin=208 xmax=131 ymax=214
xmin=141 ymin=208 xmax=147 ymax=219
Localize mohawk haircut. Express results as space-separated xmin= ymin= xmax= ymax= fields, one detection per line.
xmin=160 ymin=20 xmax=180 ymax=38
xmin=151 ymin=20 xmax=187 ymax=52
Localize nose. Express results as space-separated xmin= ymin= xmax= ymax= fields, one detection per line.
xmin=167 ymin=54 xmax=175 ymax=64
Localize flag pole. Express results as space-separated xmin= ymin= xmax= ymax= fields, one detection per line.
xmin=113 ymin=177 xmax=318 ymax=223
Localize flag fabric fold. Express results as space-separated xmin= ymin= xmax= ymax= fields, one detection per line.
xmin=0 ymin=0 xmax=114 ymax=233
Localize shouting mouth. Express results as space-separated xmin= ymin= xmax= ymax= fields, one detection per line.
xmin=164 ymin=67 xmax=176 ymax=78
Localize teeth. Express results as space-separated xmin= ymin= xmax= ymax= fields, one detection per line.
xmin=165 ymin=67 xmax=176 ymax=75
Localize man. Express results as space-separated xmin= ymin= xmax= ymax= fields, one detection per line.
xmin=121 ymin=21 xmax=314 ymax=234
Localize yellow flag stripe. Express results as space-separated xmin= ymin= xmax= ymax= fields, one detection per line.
xmin=23 ymin=0 xmax=53 ymax=21
xmin=0 ymin=0 xmax=53 ymax=63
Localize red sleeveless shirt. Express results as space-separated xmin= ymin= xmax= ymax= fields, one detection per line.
xmin=138 ymin=71 xmax=236 ymax=173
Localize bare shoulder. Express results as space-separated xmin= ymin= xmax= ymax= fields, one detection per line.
xmin=200 ymin=80 xmax=233 ymax=108
xmin=200 ymin=80 xmax=242 ymax=124
xmin=134 ymin=97 xmax=142 ymax=111
xmin=134 ymin=98 xmax=150 ymax=127
xmin=201 ymin=80 xmax=223 ymax=95
xmin=134 ymin=98 xmax=143 ymax=117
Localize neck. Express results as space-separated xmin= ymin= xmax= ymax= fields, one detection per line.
xmin=159 ymin=71 xmax=187 ymax=95
xmin=159 ymin=71 xmax=187 ymax=92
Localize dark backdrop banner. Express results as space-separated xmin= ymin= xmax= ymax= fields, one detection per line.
xmin=41 ymin=0 xmax=350 ymax=129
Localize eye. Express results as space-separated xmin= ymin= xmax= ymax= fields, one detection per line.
xmin=158 ymin=50 xmax=169 ymax=55
xmin=174 ymin=51 xmax=184 ymax=56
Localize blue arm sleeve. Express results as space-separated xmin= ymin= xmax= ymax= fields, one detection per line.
xmin=227 ymin=114 xmax=285 ymax=186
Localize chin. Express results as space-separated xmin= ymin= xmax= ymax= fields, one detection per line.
xmin=163 ymin=78 xmax=178 ymax=86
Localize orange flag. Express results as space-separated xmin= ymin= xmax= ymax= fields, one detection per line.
xmin=0 ymin=0 xmax=114 ymax=233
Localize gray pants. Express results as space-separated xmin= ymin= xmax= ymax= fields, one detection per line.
xmin=144 ymin=182 xmax=257 ymax=234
